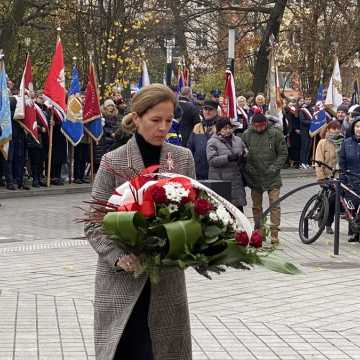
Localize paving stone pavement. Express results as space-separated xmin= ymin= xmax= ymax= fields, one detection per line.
xmin=1 ymin=176 xmax=360 ymax=360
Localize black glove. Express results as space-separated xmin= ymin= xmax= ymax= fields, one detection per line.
xmin=228 ymin=153 xmax=240 ymax=162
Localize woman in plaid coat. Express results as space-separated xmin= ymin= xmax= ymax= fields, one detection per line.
xmin=85 ymin=84 xmax=195 ymax=360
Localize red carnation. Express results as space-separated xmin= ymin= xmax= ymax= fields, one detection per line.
xmin=249 ymin=230 xmax=263 ymax=248
xmin=151 ymin=186 xmax=168 ymax=204
xmin=194 ymin=199 xmax=213 ymax=216
xmin=235 ymin=231 xmax=249 ymax=247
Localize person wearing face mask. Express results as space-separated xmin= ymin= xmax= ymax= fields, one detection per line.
xmin=315 ymin=120 xmax=344 ymax=235
xmin=339 ymin=117 xmax=360 ymax=242
xmin=187 ymin=100 xmax=219 ymax=179
xmin=242 ymin=113 xmax=288 ymax=245
xmin=207 ymin=117 xmax=247 ymax=211
xmin=85 ymin=84 xmax=195 ymax=360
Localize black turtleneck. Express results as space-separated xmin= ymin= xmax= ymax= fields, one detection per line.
xmin=135 ymin=132 xmax=162 ymax=167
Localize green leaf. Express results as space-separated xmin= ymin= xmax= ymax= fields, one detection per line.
xmin=163 ymin=219 xmax=203 ymax=259
xmin=103 ymin=211 xmax=144 ymax=247
xmin=204 ymin=225 xmax=223 ymax=238
xmin=259 ymin=254 xmax=302 ymax=275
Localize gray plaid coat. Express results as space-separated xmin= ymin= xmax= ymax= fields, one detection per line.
xmin=85 ymin=136 xmax=196 ymax=360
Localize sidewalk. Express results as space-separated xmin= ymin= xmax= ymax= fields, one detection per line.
xmin=0 ymin=167 xmax=315 ymax=200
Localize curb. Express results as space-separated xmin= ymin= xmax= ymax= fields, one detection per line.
xmin=0 ymin=184 xmax=91 ymax=200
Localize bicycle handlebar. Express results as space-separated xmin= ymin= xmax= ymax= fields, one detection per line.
xmin=312 ymin=160 xmax=360 ymax=180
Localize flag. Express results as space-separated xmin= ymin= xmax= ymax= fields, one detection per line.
xmin=61 ymin=64 xmax=83 ymax=146
xmin=83 ymin=62 xmax=103 ymax=142
xmin=137 ymin=61 xmax=150 ymax=89
xmin=43 ymin=38 xmax=66 ymax=121
xmin=266 ymin=34 xmax=283 ymax=127
xmin=325 ymin=56 xmax=343 ymax=113
xmin=351 ymin=80 xmax=359 ymax=105
xmin=223 ymin=69 xmax=237 ymax=121
xmin=183 ymin=66 xmax=190 ymax=87
xmin=34 ymin=103 xmax=49 ymax=133
xmin=309 ymin=84 xmax=327 ymax=137
xmin=176 ymin=72 xmax=184 ymax=94
xmin=15 ymin=54 xmax=39 ymax=142
xmin=0 ymin=57 xmax=12 ymax=159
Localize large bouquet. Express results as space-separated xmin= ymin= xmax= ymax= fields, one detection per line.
xmin=87 ymin=165 xmax=300 ymax=283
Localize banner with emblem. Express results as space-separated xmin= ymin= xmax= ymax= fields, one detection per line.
xmin=43 ymin=38 xmax=66 ymax=121
xmin=15 ymin=54 xmax=39 ymax=143
xmin=325 ymin=56 xmax=343 ymax=113
xmin=61 ymin=64 xmax=83 ymax=146
xmin=223 ymin=69 xmax=237 ymax=121
xmin=83 ymin=61 xmax=103 ymax=142
xmin=0 ymin=55 xmax=12 ymax=160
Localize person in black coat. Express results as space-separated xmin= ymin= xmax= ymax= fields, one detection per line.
xmin=285 ymin=101 xmax=301 ymax=168
xmin=339 ymin=117 xmax=360 ymax=242
xmin=178 ymin=87 xmax=200 ymax=147
xmin=298 ymin=96 xmax=313 ymax=168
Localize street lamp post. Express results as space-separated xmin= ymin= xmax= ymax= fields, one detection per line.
xmin=227 ymin=28 xmax=236 ymax=76
xmin=164 ymin=36 xmax=175 ymax=86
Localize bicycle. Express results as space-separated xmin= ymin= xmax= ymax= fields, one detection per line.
xmin=298 ymin=160 xmax=360 ymax=244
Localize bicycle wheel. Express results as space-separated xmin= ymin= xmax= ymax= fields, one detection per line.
xmin=298 ymin=191 xmax=329 ymax=244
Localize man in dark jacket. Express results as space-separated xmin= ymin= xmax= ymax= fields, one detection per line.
xmin=299 ymin=96 xmax=313 ymax=168
xmin=339 ymin=117 xmax=360 ymax=242
xmin=178 ymin=87 xmax=200 ymax=147
xmin=187 ymin=100 xmax=218 ymax=179
xmin=242 ymin=113 xmax=288 ymax=244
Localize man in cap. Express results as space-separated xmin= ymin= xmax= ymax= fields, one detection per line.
xmin=187 ymin=100 xmax=219 ymax=179
xmin=242 ymin=113 xmax=288 ymax=245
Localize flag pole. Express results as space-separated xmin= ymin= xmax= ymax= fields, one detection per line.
xmin=90 ymin=137 xmax=94 ymax=183
xmin=47 ymin=110 xmax=54 ymax=187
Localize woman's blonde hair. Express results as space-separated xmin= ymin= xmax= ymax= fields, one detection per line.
xmin=122 ymin=84 xmax=176 ymax=133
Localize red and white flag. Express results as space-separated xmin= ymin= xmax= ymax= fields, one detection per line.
xmin=223 ymin=69 xmax=237 ymax=120
xmin=15 ymin=54 xmax=39 ymax=142
xmin=83 ymin=62 xmax=103 ymax=141
xmin=43 ymin=38 xmax=66 ymax=121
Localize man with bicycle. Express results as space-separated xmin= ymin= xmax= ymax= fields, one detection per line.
xmin=339 ymin=116 xmax=360 ymax=242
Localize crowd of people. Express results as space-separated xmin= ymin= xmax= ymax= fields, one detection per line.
xmin=3 ymin=80 xmax=360 ymax=242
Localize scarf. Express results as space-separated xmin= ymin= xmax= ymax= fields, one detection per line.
xmin=326 ymin=133 xmax=344 ymax=167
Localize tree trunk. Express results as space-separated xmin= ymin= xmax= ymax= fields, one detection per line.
xmin=0 ymin=0 xmax=27 ymax=55
xmin=252 ymin=0 xmax=287 ymax=94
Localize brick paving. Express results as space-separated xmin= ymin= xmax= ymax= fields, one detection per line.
xmin=1 ymin=176 xmax=360 ymax=359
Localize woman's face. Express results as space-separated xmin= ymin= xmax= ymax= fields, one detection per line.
xmin=134 ymin=100 xmax=174 ymax=146
xmin=354 ymin=122 xmax=360 ymax=137
xmin=219 ymin=125 xmax=233 ymax=137
xmin=237 ymin=98 xmax=246 ymax=108
xmin=255 ymin=95 xmax=265 ymax=106
xmin=328 ymin=127 xmax=340 ymax=135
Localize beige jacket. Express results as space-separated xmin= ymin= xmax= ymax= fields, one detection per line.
xmin=315 ymin=139 xmax=336 ymax=180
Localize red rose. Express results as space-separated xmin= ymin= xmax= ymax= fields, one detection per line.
xmin=194 ymin=199 xmax=213 ymax=216
xmin=250 ymin=230 xmax=263 ymax=248
xmin=151 ymin=186 xmax=168 ymax=204
xmin=181 ymin=188 xmax=198 ymax=204
xmin=235 ymin=231 xmax=249 ymax=247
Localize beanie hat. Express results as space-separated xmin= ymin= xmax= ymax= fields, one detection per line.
xmin=337 ymin=104 xmax=349 ymax=113
xmin=252 ymin=113 xmax=268 ymax=123
xmin=203 ymin=99 xmax=219 ymax=110
xmin=215 ymin=117 xmax=231 ymax=132
xmin=104 ymin=99 xmax=116 ymax=108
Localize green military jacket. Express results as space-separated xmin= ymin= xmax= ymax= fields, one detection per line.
xmin=241 ymin=126 xmax=288 ymax=192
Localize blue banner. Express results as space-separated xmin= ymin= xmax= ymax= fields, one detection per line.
xmin=0 ymin=60 xmax=12 ymax=159
xmin=61 ymin=64 xmax=84 ymax=146
xmin=309 ymin=84 xmax=327 ymax=137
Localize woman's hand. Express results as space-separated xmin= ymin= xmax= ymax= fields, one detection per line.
xmin=116 ymin=254 xmax=141 ymax=272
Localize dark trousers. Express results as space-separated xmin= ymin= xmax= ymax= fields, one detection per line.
xmin=74 ymin=143 xmax=89 ymax=180
xmin=11 ymin=137 xmax=26 ymax=186
xmin=0 ymin=142 xmax=14 ymax=185
xmin=28 ymin=148 xmax=42 ymax=184
xmin=114 ymin=280 xmax=153 ymax=360
xmin=326 ymin=192 xmax=335 ymax=227
xmin=300 ymin=130 xmax=311 ymax=165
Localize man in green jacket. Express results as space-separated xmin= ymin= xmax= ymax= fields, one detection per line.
xmin=242 ymin=113 xmax=288 ymax=244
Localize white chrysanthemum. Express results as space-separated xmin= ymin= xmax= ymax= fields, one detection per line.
xmin=167 ymin=203 xmax=179 ymax=214
xmin=216 ymin=205 xmax=232 ymax=226
xmin=209 ymin=211 xmax=219 ymax=222
xmin=163 ymin=183 xmax=189 ymax=203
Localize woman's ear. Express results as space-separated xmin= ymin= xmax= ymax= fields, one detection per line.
xmin=132 ymin=113 xmax=140 ymax=129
